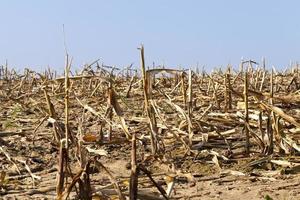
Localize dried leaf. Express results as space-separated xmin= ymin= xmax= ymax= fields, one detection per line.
xmin=270 ymin=159 xmax=299 ymax=167
xmin=212 ymin=155 xmax=221 ymax=170
xmin=83 ymin=133 xmax=99 ymax=142
xmin=221 ymin=170 xmax=245 ymax=176
xmin=86 ymin=147 xmax=108 ymax=156
xmin=262 ymin=103 xmax=300 ymax=128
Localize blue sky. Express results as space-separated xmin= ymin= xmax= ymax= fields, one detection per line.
xmin=0 ymin=1 xmax=299 ymax=71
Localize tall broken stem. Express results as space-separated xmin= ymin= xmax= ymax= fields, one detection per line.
xmin=244 ymin=68 xmax=250 ymax=155
xmin=129 ymin=133 xmax=138 ymax=200
xmin=139 ymin=45 xmax=157 ymax=154
xmin=187 ymin=69 xmax=193 ymax=146
xmin=64 ymin=54 xmax=70 ymax=148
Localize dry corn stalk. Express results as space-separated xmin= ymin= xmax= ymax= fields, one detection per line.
xmin=139 ymin=45 xmax=158 ymax=154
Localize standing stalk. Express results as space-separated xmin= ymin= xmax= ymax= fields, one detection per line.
xmin=181 ymin=72 xmax=187 ymax=109
xmin=108 ymin=78 xmax=113 ymax=141
xmin=244 ymin=69 xmax=250 ymax=155
xmin=64 ymin=54 xmax=70 ymax=149
xmin=129 ymin=133 xmax=138 ymax=200
xmin=269 ymin=69 xmax=274 ymax=154
xmin=187 ymin=69 xmax=193 ymax=145
xmin=139 ymin=45 xmax=157 ymax=154
xmin=224 ymin=69 xmax=232 ymax=111
xmin=56 ymin=54 xmax=71 ymax=200
xmin=56 ymin=140 xmax=67 ymax=199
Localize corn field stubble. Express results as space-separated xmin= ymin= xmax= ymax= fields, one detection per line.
xmin=1 ymin=56 xmax=300 ymax=199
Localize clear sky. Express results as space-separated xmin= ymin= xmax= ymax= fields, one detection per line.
xmin=0 ymin=1 xmax=300 ymax=71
